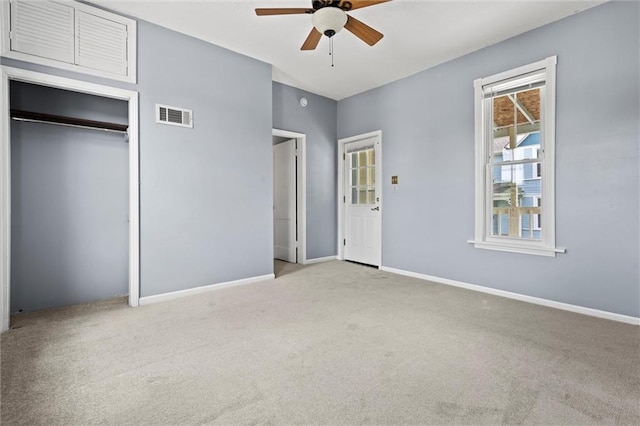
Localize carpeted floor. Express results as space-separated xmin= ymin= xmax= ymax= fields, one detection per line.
xmin=1 ymin=260 xmax=639 ymax=425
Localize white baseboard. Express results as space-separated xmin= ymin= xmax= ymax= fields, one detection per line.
xmin=139 ymin=273 xmax=275 ymax=306
xmin=304 ymin=255 xmax=337 ymax=265
xmin=380 ymin=266 xmax=640 ymax=326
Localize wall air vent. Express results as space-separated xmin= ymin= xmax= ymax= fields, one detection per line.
xmin=156 ymin=104 xmax=193 ymax=128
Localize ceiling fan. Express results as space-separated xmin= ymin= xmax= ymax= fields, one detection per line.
xmin=255 ymin=1 xmax=391 ymax=51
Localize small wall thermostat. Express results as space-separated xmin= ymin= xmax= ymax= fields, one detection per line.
xmin=299 ymin=97 xmax=308 ymax=107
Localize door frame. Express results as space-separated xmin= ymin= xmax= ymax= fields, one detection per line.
xmin=1 ymin=66 xmax=140 ymax=332
xmin=337 ymin=130 xmax=382 ymax=264
xmin=272 ymin=129 xmax=306 ymax=264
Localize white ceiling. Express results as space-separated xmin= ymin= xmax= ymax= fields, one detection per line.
xmin=93 ymin=0 xmax=606 ymax=100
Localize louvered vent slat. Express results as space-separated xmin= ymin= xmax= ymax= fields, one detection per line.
xmin=77 ymin=28 xmax=126 ymax=48
xmin=10 ymin=0 xmax=74 ymax=63
xmin=77 ymin=40 xmax=125 ymax=62
xmin=78 ymin=24 xmax=127 ymax=44
xmin=78 ymin=31 xmax=125 ymax=49
xmin=13 ymin=27 xmax=70 ymax=49
xmin=17 ymin=2 xmax=71 ymax=24
xmin=76 ymin=11 xmax=128 ymax=76
xmin=167 ymin=109 xmax=183 ymax=124
xmin=156 ymin=105 xmax=193 ymax=128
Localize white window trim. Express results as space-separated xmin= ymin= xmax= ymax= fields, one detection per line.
xmin=469 ymin=56 xmax=565 ymax=257
xmin=0 ymin=1 xmax=137 ymax=83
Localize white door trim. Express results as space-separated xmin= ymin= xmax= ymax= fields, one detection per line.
xmin=272 ymin=129 xmax=306 ymax=265
xmin=337 ymin=130 xmax=382 ymax=264
xmin=0 ymin=66 xmax=140 ymax=332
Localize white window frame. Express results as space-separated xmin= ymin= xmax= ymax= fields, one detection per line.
xmin=0 ymin=1 xmax=137 ymax=83
xmin=470 ymin=56 xmax=565 ymax=257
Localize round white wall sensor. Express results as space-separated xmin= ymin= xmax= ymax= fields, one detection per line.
xmin=299 ymin=97 xmax=308 ymax=107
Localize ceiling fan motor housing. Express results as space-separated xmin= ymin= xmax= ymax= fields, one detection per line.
xmin=312 ymin=5 xmax=348 ymax=38
xmin=312 ymin=1 xmax=352 ymax=10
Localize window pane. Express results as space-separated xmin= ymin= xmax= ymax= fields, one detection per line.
xmin=491 ymin=163 xmax=542 ymax=239
xmin=348 ymin=148 xmax=376 ymax=205
xmin=491 ymin=163 xmax=542 ymax=207
xmin=367 ymin=148 xmax=375 ymax=166
xmin=358 ymin=167 xmax=366 ymax=185
xmin=492 ymin=87 xmax=541 ymax=164
xmin=358 ymin=189 xmax=367 ymax=204
xmin=367 ymin=167 xmax=375 ymax=185
xmin=366 ymin=189 xmax=375 ymax=204
xmin=493 ymin=94 xmax=516 ymax=136
xmin=358 ymin=151 xmax=367 ymax=167
xmin=517 ymin=89 xmax=540 ymax=124
xmin=492 ymin=132 xmax=541 ymax=164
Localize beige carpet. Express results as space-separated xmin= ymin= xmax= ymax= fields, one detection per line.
xmin=1 ymin=260 xmax=639 ymax=425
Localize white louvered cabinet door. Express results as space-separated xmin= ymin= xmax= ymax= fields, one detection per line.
xmin=10 ymin=0 xmax=74 ymax=64
xmin=75 ymin=11 xmax=128 ymax=77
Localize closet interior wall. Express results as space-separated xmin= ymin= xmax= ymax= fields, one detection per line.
xmin=10 ymin=81 xmax=129 ymax=313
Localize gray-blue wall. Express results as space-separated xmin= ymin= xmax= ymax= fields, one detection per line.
xmin=337 ymin=1 xmax=640 ymax=317
xmin=272 ymin=83 xmax=337 ymax=260
xmin=137 ymin=22 xmax=272 ymax=296
xmin=4 ymin=17 xmax=274 ymax=302
xmin=4 ymin=1 xmax=638 ymax=318
xmin=10 ymin=82 xmax=129 ymax=312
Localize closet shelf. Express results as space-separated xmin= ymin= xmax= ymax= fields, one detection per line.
xmin=10 ymin=109 xmax=128 ymax=134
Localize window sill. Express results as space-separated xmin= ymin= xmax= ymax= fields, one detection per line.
xmin=467 ymin=239 xmax=566 ymax=257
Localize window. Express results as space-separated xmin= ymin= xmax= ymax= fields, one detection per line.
xmin=471 ymin=56 xmax=564 ymax=256
xmin=348 ymin=147 xmax=376 ymax=205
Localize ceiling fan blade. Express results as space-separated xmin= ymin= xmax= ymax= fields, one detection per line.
xmin=344 ymin=15 xmax=384 ymax=46
xmin=343 ymin=0 xmax=392 ymax=11
xmin=255 ymin=8 xmax=313 ymax=16
xmin=301 ymin=28 xmax=322 ymax=50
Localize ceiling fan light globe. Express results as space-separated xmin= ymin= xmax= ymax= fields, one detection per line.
xmin=312 ymin=7 xmax=347 ymax=37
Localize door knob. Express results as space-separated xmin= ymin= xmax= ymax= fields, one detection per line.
xmin=371 ymin=206 xmax=380 ymax=211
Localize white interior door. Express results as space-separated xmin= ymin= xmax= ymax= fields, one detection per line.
xmin=273 ymin=139 xmax=297 ymax=263
xmin=343 ymin=136 xmax=381 ymax=266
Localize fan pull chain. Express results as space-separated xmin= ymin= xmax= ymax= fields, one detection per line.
xmin=329 ymin=37 xmax=334 ymax=67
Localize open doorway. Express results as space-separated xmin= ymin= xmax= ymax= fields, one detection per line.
xmin=273 ymin=137 xmax=296 ymax=263
xmin=0 ymin=67 xmax=140 ymax=332
xmin=272 ymin=129 xmax=306 ymax=269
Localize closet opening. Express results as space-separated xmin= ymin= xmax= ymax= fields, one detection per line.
xmin=0 ymin=67 xmax=140 ymax=332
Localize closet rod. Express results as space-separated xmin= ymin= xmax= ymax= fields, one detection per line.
xmin=10 ymin=109 xmax=128 ymax=134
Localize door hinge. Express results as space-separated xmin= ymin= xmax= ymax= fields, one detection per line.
xmin=343 ymin=239 xmax=346 ymax=246
xmin=343 ymin=196 xmax=346 ymax=203
xmin=343 ymin=153 xmax=345 ymax=161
